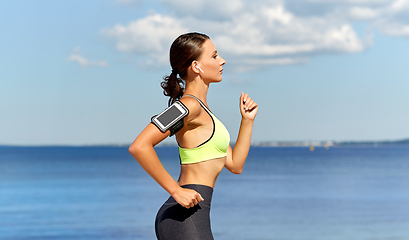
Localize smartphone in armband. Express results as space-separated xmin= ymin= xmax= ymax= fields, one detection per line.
xmin=151 ymin=101 xmax=189 ymax=133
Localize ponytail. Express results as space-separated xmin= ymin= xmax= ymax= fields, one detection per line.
xmin=161 ymin=32 xmax=209 ymax=105
xmin=161 ymin=71 xmax=185 ymax=106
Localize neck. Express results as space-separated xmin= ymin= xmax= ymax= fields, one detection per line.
xmin=184 ymin=77 xmax=210 ymax=104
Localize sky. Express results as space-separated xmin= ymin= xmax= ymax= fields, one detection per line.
xmin=1 ymin=0 xmax=408 ymax=146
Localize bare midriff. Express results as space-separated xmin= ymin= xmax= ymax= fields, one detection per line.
xmin=178 ymin=157 xmax=226 ymax=188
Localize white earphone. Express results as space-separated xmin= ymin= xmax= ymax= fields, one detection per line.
xmin=195 ymin=65 xmax=204 ymax=73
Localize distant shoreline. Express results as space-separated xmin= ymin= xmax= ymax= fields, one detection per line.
xmin=251 ymin=138 xmax=409 ymax=147
xmin=1 ymin=138 xmax=409 ymax=148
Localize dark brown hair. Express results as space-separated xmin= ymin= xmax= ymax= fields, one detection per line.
xmin=161 ymin=32 xmax=210 ymax=105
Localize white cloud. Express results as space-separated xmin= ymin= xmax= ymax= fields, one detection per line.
xmin=373 ymin=0 xmax=409 ymax=36
xmin=101 ymin=14 xmax=188 ymax=66
xmin=102 ymin=0 xmax=409 ymax=71
xmin=350 ymin=7 xmax=380 ymax=19
xmin=67 ymin=48 xmax=108 ymax=67
xmin=213 ymin=6 xmax=367 ymax=55
xmin=102 ymin=14 xmax=187 ymax=54
xmin=389 ymin=0 xmax=409 ymax=12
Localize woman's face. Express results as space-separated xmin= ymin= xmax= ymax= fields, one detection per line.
xmin=196 ymin=40 xmax=226 ymax=83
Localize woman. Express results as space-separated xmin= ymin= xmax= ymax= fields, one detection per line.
xmin=129 ymin=32 xmax=258 ymax=240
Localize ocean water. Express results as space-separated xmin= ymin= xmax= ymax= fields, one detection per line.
xmin=1 ymin=146 xmax=409 ymax=240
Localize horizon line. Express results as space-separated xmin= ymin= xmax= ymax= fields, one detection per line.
xmin=1 ymin=138 xmax=408 ymax=148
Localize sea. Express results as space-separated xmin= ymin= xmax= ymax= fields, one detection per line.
xmin=1 ymin=145 xmax=409 ymax=240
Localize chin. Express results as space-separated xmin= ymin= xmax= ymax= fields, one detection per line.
xmin=207 ymin=75 xmax=223 ymax=83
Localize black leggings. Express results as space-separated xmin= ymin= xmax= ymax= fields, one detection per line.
xmin=155 ymin=184 xmax=214 ymax=240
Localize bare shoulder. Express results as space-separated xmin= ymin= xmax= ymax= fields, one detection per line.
xmin=180 ymin=96 xmax=201 ymax=122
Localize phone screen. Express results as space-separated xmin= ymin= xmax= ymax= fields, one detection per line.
xmin=157 ymin=105 xmax=183 ymax=127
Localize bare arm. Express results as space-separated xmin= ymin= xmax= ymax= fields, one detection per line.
xmin=129 ymin=123 xmax=203 ymax=208
xmin=129 ymin=124 xmax=178 ymax=193
xmin=225 ymin=92 xmax=258 ymax=174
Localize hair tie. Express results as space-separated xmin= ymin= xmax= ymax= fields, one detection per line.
xmin=171 ymin=69 xmax=178 ymax=76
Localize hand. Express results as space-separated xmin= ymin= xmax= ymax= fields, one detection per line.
xmin=172 ymin=187 xmax=204 ymax=209
xmin=240 ymin=92 xmax=258 ymax=120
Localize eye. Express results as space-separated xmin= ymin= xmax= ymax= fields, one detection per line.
xmin=213 ymin=54 xmax=218 ymax=59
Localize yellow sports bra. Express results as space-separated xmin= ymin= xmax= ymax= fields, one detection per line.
xmin=179 ymin=95 xmax=230 ymax=164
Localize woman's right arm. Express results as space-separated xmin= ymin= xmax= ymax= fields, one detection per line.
xmin=128 ymin=123 xmax=203 ymax=208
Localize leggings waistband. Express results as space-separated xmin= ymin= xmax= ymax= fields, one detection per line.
xmin=166 ymin=184 xmax=214 ymax=206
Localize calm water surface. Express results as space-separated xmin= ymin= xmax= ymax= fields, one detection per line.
xmin=1 ymin=146 xmax=408 ymax=240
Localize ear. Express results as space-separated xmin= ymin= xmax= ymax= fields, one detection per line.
xmin=191 ymin=60 xmax=201 ymax=74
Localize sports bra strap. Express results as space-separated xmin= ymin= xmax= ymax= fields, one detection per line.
xmin=182 ymin=95 xmax=212 ymax=115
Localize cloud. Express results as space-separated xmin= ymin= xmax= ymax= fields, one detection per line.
xmin=349 ymin=7 xmax=380 ymax=19
xmin=211 ymin=6 xmax=368 ymax=55
xmin=375 ymin=0 xmax=409 ymax=37
xmin=101 ymin=14 xmax=188 ymax=67
xmin=389 ymin=0 xmax=409 ymax=11
xmin=102 ymin=0 xmax=408 ymax=71
xmin=68 ymin=48 xmax=108 ymax=67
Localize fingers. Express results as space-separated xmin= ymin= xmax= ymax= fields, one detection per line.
xmin=184 ymin=195 xmax=203 ymax=209
xmin=177 ymin=189 xmax=204 ymax=209
xmin=240 ymin=92 xmax=257 ymax=111
xmin=187 ymin=192 xmax=203 ymax=209
xmin=188 ymin=200 xmax=196 ymax=209
xmin=245 ymin=99 xmax=257 ymax=111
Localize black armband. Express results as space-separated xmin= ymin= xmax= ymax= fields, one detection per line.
xmin=151 ymin=101 xmax=189 ymax=137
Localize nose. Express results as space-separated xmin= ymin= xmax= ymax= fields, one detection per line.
xmin=220 ymin=56 xmax=226 ymax=66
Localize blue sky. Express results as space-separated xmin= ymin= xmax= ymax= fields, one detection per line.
xmin=1 ymin=0 xmax=408 ymax=146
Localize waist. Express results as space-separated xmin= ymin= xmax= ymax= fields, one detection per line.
xmin=166 ymin=184 xmax=214 ymax=206
xmin=178 ymin=157 xmax=225 ymax=188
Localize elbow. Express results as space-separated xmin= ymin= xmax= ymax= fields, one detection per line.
xmin=230 ymin=168 xmax=243 ymax=175
xmin=128 ymin=140 xmax=145 ymax=157
xmin=128 ymin=144 xmax=138 ymax=157
xmin=128 ymin=145 xmax=136 ymax=155
xmin=225 ymin=160 xmax=244 ymax=174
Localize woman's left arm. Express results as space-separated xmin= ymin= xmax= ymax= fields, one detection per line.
xmin=225 ymin=92 xmax=258 ymax=174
